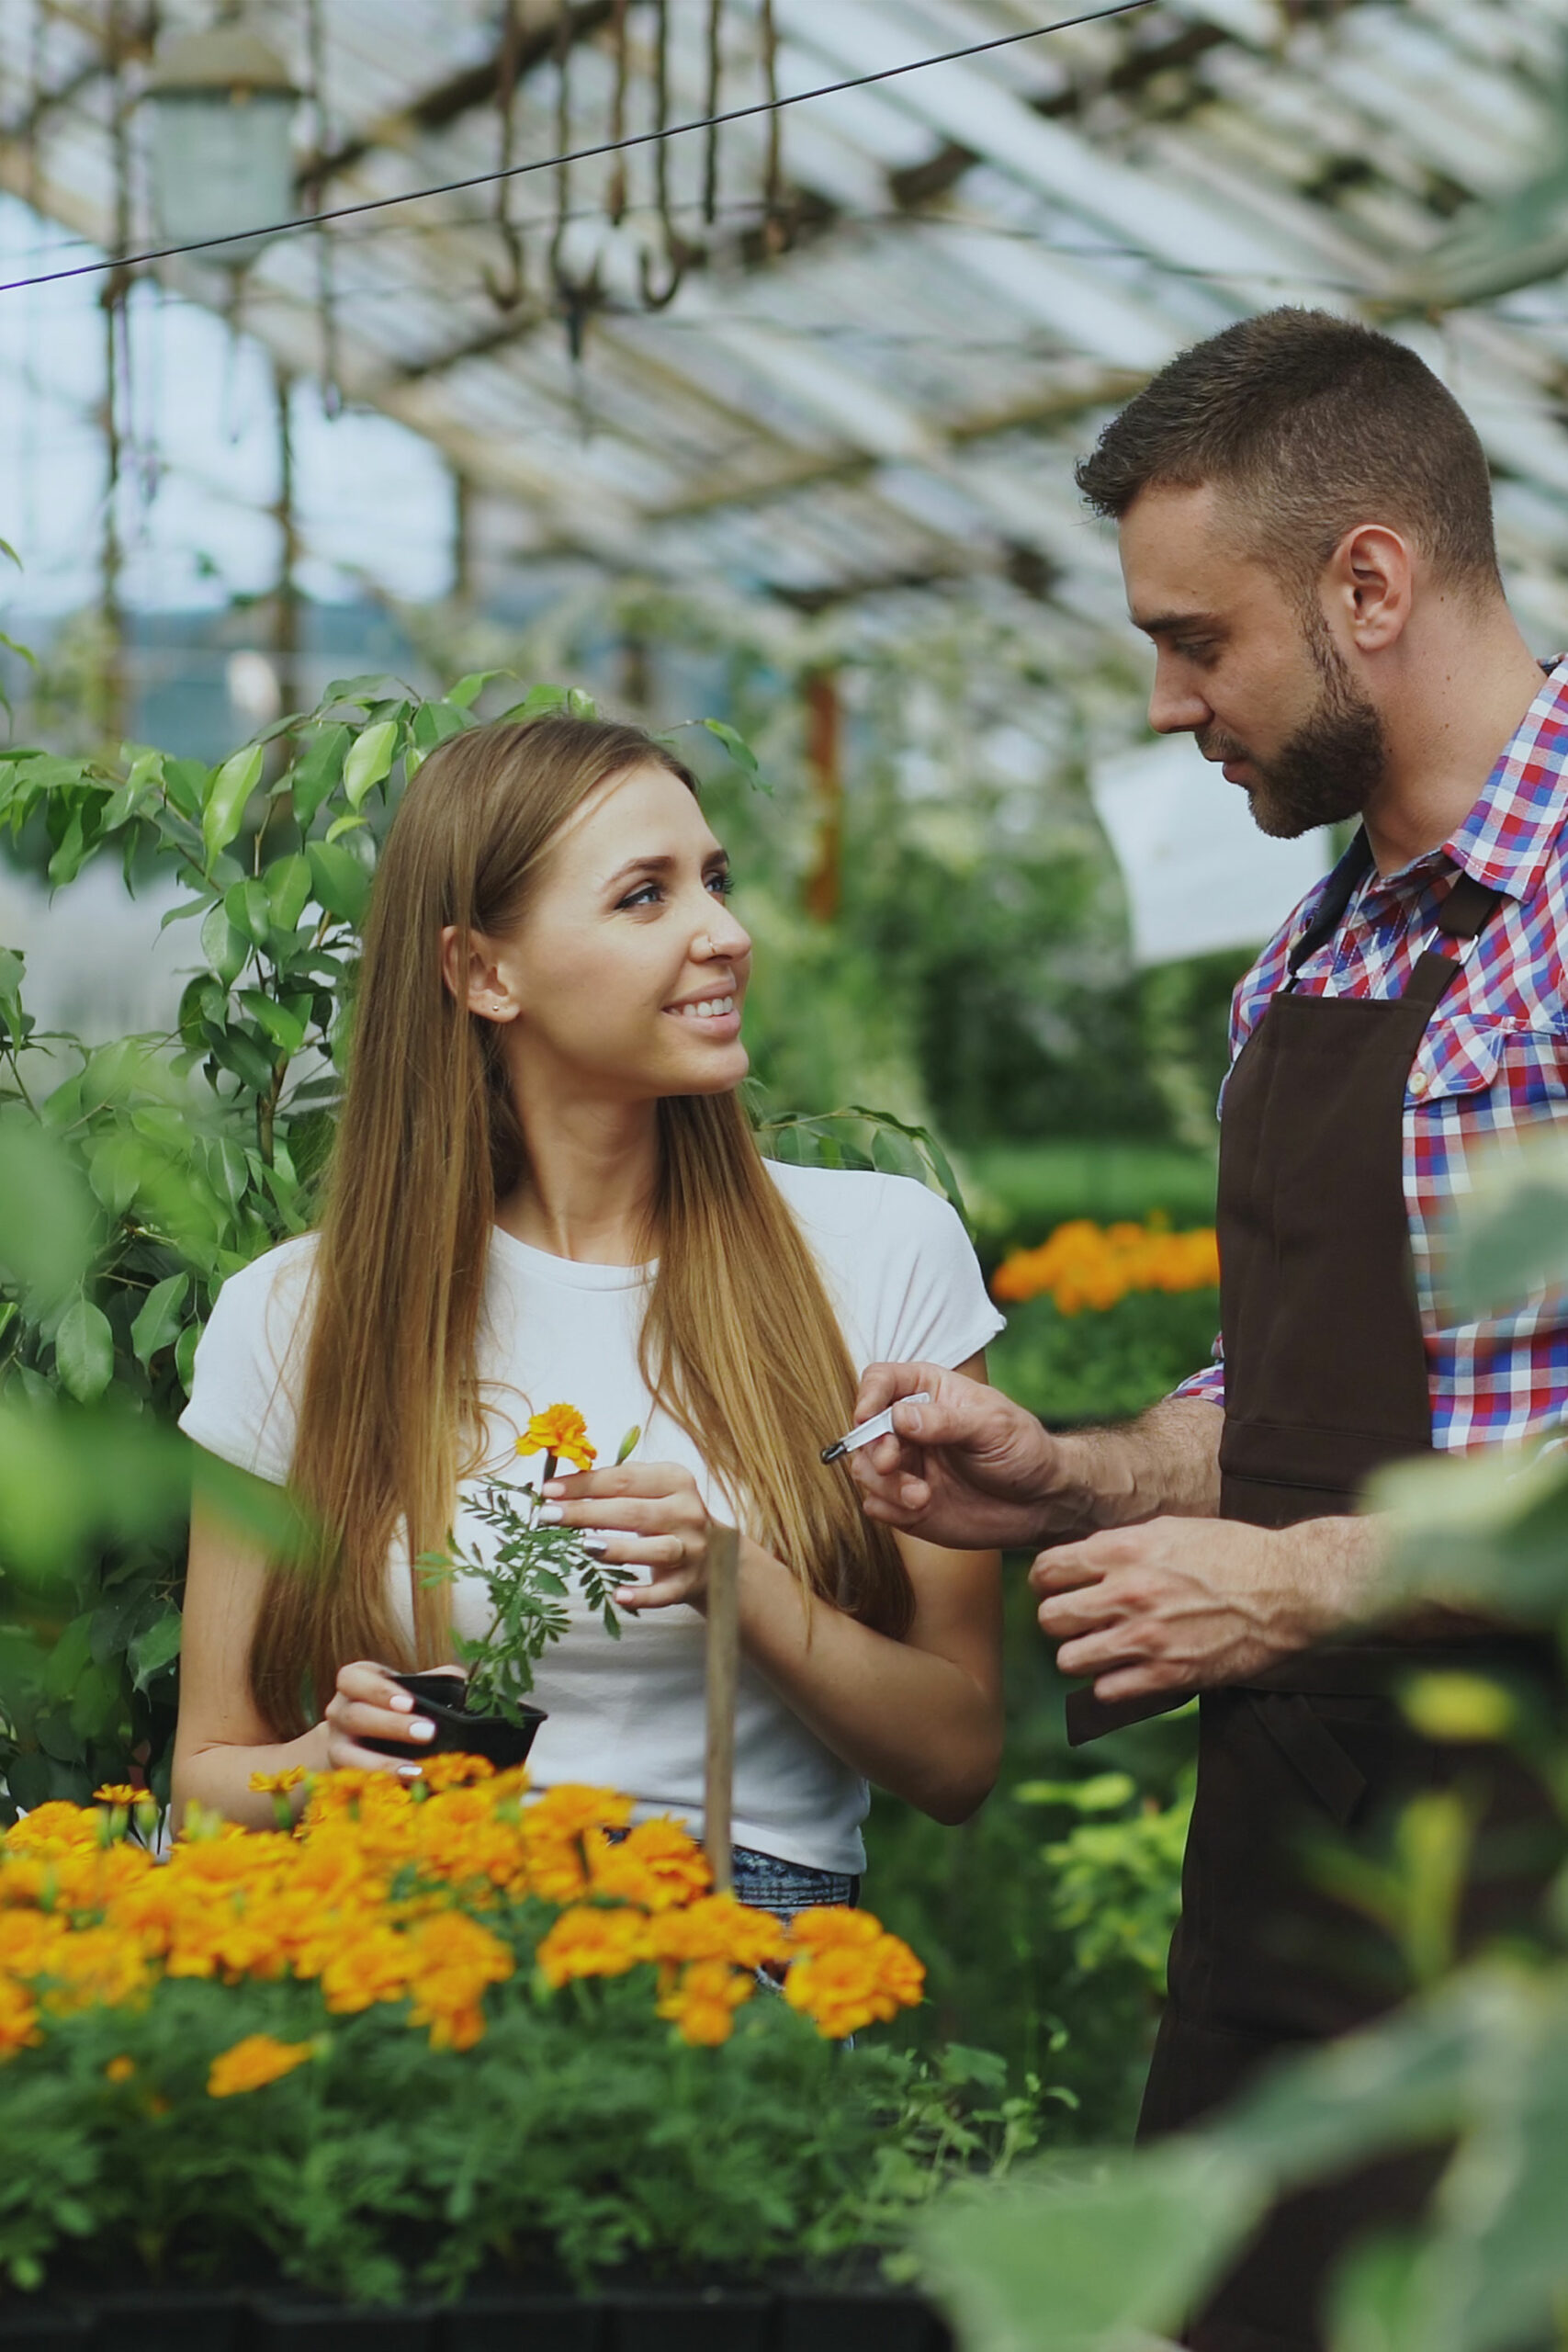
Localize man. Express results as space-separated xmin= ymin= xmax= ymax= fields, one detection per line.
xmin=851 ymin=310 xmax=1568 ymax=2352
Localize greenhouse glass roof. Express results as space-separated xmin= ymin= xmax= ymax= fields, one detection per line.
xmin=6 ymin=0 xmax=1568 ymax=645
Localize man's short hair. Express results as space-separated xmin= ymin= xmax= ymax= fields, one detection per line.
xmin=1075 ymin=308 xmax=1500 ymax=599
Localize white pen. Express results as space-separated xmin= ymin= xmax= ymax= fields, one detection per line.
xmin=820 ymin=1392 xmax=932 ymax=1466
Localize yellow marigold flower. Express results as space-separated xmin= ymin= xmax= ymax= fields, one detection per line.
xmin=536 ymin=1904 xmax=652 ymax=1987
xmin=648 ymin=1894 xmax=785 ymax=1973
xmin=784 ymin=1928 xmax=925 ymax=2039
xmin=528 ymin=1785 xmax=636 ymax=1838
xmin=587 ymin=1820 xmax=712 ymax=1913
xmin=92 ymin=1784 xmax=143 ymax=1807
xmin=517 ymin=1403 xmax=597 ymax=1473
xmin=404 ymin=1912 xmax=512 ymax=2048
xmin=321 ymin=1927 xmax=413 ymax=2015
xmin=659 ymin=1959 xmax=754 ymax=2046
xmin=207 ymin=2034 xmax=317 ymax=2098
xmin=417 ymin=1753 xmax=495 ymax=1792
xmin=105 ymin=2055 xmax=136 ymax=2083
xmin=783 ymin=1905 xmax=883 ymax=1956
xmin=4 ymin=1803 xmax=102 ymax=1855
xmin=0 ymin=1976 xmax=41 ymax=2059
xmin=248 ymin=1767 xmax=311 ymax=1796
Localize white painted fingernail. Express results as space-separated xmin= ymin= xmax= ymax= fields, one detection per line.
xmin=389 ymin=1692 xmax=413 ymax=1710
xmin=539 ymin=1504 xmax=564 ymax=1525
xmin=409 ymin=1718 xmax=435 ymax=1740
xmin=582 ymin=1534 xmax=608 ymax=1558
xmin=398 ymin=1764 xmax=423 ymax=1780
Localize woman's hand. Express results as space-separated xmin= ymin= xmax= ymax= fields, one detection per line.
xmin=541 ymin=1463 xmax=718 ymax=1614
xmin=322 ymin=1660 xmax=447 ymax=1774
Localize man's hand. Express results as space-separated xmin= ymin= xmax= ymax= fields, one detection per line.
xmin=1031 ymin=1515 xmax=1380 ymax=1704
xmin=846 ymin=1363 xmax=1068 ymax=1552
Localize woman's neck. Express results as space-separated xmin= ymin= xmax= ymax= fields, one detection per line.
xmin=495 ymin=1095 xmax=660 ymax=1266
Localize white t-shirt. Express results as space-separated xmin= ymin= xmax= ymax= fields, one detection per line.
xmin=178 ymin=1160 xmax=1004 ymax=1873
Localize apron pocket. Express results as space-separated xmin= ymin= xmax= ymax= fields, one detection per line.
xmin=1248 ymin=1692 xmax=1367 ymax=1826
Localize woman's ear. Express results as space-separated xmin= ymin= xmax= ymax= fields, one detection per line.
xmin=438 ymin=925 xmax=520 ymax=1023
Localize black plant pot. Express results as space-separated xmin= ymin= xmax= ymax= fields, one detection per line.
xmin=359 ymin=1670 xmax=546 ymax=1771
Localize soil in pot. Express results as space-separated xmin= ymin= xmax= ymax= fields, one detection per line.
xmin=361 ymin=1671 xmax=546 ymax=1771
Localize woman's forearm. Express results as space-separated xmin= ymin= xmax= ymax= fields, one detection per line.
xmin=171 ymin=1721 xmax=330 ymax=1834
xmin=734 ymin=1541 xmax=1001 ymax=1824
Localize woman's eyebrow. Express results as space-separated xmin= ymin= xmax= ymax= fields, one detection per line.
xmin=602 ymin=854 xmax=674 ymax=891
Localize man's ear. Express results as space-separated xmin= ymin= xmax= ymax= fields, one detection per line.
xmin=438 ymin=924 xmax=520 ymax=1023
xmin=1327 ymin=523 xmax=1414 ymax=655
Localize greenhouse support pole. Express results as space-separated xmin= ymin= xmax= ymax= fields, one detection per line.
xmin=804 ymin=668 xmax=841 ymax=923
xmin=272 ymin=361 xmax=300 ymax=726
xmin=703 ymin=1522 xmax=739 ymax=1893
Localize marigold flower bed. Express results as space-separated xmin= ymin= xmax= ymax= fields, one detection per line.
xmin=992 ymin=1217 xmax=1219 ymax=1315
xmin=0 ymin=1763 xmax=967 ymax=2308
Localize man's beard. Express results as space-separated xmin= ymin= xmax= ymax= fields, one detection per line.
xmin=1201 ymin=616 xmax=1387 ymax=840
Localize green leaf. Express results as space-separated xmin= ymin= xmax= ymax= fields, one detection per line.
xmin=447 ymin=668 xmax=513 ymax=710
xmin=128 ymin=1608 xmax=182 ymax=1691
xmin=290 ymin=722 xmax=350 ymax=830
xmin=0 ymin=1124 xmax=96 ymax=1311
xmin=319 ymin=673 xmax=405 ymax=710
xmin=411 ymin=698 xmax=469 ymax=751
xmin=0 ymin=537 xmax=21 ymax=571
xmin=701 ymin=717 xmax=760 ymax=775
xmin=240 ymin=989 xmax=308 ymax=1056
xmin=200 ymin=741 xmax=265 ymax=868
xmin=131 ymin=1272 xmax=189 ymax=1367
xmin=342 ymin=718 xmax=399 ymax=810
xmin=54 ymin=1297 xmax=115 ymax=1403
xmin=225 ymin=876 xmax=274 ymax=949
xmin=41 ymin=1612 xmax=94 ymax=1702
xmin=498 ymin=682 xmax=570 ymax=723
xmin=264 ymin=852 xmax=312 ymax=933
xmin=175 ymin=1319 xmax=199 ymax=1395
xmin=200 ymin=899 xmax=248 ymax=987
xmin=308 ymin=841 xmax=371 ymax=926
xmin=323 ymin=812 xmax=367 ymax=843
xmin=85 ymin=1131 xmax=145 ymax=1218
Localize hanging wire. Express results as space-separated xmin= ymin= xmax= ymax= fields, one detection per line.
xmin=703 ymin=0 xmax=723 ymax=227
xmin=485 ymin=0 xmax=530 ymax=311
xmin=641 ymin=0 xmax=687 ymax=309
xmin=303 ymin=0 xmax=345 ymax=413
xmin=760 ymin=0 xmax=785 ymax=255
xmin=0 ymin=0 xmax=1157 ymax=296
xmin=605 ymin=0 xmax=629 ymax=227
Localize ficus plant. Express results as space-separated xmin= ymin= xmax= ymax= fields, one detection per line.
xmin=0 ymin=673 xmax=962 ymax=1819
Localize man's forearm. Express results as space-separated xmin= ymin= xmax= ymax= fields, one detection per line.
xmin=1035 ymin=1396 xmax=1224 ymax=1544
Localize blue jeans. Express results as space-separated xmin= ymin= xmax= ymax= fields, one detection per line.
xmin=730 ymin=1844 xmax=859 ymax=1921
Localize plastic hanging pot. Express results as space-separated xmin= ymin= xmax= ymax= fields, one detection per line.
xmin=360 ymin=1669 xmax=546 ymax=1772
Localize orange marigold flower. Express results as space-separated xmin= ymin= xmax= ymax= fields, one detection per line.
xmin=92 ymin=1784 xmax=142 ymax=1807
xmin=404 ymin=1912 xmax=512 ymax=2048
xmin=783 ymin=1905 xmax=883 ymax=1956
xmin=320 ymin=1927 xmax=414 ymax=2015
xmin=648 ymin=1894 xmax=785 ymax=1973
xmin=207 ymin=2034 xmax=317 ymax=2098
xmin=0 ymin=1976 xmax=40 ymax=2059
xmin=587 ymin=1819 xmax=711 ymax=1912
xmin=416 ymin=1752 xmax=496 ymax=1792
xmin=659 ymin=1958 xmax=754 ymax=2046
xmin=527 ymin=1785 xmax=635 ymax=1838
xmin=105 ymin=2055 xmax=136 ymax=2084
xmin=784 ymin=1928 xmax=925 ymax=2039
xmin=536 ymin=1904 xmax=652 ymax=1987
xmin=248 ymin=1767 xmax=310 ymax=1796
xmin=4 ymin=1803 xmax=102 ymax=1855
xmin=517 ymin=1404 xmax=596 ymax=1473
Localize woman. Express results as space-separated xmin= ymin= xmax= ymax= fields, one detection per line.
xmin=174 ymin=716 xmax=1003 ymax=1913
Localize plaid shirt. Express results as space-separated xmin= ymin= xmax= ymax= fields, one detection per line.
xmin=1176 ymin=659 xmax=1568 ymax=1451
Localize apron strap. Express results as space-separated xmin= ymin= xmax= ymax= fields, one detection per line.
xmin=1284 ymin=830 xmax=1373 ymax=989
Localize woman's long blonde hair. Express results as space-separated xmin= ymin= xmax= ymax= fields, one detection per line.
xmin=249 ymin=716 xmax=912 ymax=1735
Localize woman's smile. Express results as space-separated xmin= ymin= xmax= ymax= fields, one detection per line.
xmin=663 ymin=986 xmax=741 ymax=1039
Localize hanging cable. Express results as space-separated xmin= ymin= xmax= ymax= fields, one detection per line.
xmin=0 ymin=0 xmax=1156 ymax=297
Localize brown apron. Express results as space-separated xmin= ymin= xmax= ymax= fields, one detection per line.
xmin=1068 ymin=832 xmax=1563 ymax=2352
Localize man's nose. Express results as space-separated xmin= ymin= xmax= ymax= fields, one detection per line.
xmin=1147 ymin=661 xmax=1212 ymax=737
